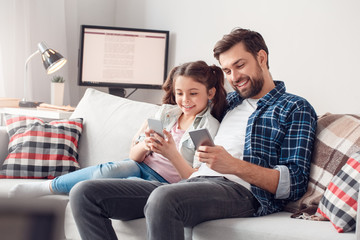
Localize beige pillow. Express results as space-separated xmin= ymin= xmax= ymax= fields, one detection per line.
xmin=71 ymin=88 xmax=160 ymax=168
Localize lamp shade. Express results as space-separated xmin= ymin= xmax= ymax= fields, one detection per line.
xmin=38 ymin=42 xmax=67 ymax=74
xmin=20 ymin=42 xmax=67 ymax=108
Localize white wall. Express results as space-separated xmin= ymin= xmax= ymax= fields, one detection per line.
xmin=64 ymin=0 xmax=118 ymax=105
xmin=67 ymin=0 xmax=360 ymax=115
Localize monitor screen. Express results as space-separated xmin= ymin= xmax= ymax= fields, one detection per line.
xmin=78 ymin=25 xmax=169 ymax=95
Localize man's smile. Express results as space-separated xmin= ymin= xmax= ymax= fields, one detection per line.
xmin=234 ymin=78 xmax=250 ymax=89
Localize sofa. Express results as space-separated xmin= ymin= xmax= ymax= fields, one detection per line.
xmin=0 ymin=88 xmax=359 ymax=240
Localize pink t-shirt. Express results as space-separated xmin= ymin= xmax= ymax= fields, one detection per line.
xmin=143 ymin=122 xmax=185 ymax=183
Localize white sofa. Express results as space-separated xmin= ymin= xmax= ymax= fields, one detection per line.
xmin=0 ymin=88 xmax=359 ymax=240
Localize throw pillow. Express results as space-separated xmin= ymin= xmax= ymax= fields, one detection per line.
xmin=0 ymin=114 xmax=83 ymax=179
xmin=70 ymin=88 xmax=160 ymax=168
xmin=316 ymin=151 xmax=360 ymax=233
xmin=285 ymin=113 xmax=360 ymax=215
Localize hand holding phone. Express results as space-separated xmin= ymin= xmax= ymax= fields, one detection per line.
xmin=189 ymin=128 xmax=214 ymax=150
xmin=147 ymin=118 xmax=164 ymax=138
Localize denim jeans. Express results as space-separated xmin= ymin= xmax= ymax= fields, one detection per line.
xmin=69 ymin=176 xmax=259 ymax=240
xmin=52 ymin=159 xmax=168 ymax=194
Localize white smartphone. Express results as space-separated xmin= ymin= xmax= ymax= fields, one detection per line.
xmin=147 ymin=118 xmax=164 ymax=138
xmin=189 ymin=128 xmax=215 ymax=150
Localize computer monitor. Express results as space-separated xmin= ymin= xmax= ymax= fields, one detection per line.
xmin=78 ymin=25 xmax=170 ymax=97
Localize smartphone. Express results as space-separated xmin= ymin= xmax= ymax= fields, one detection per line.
xmin=189 ymin=128 xmax=215 ymax=150
xmin=147 ymin=118 xmax=164 ymax=138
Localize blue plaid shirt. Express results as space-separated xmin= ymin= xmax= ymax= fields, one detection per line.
xmin=226 ymin=81 xmax=317 ymax=216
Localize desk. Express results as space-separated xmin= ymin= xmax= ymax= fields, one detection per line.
xmin=0 ymin=107 xmax=73 ymax=125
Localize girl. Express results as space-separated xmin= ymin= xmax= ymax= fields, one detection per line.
xmin=9 ymin=60 xmax=227 ymax=198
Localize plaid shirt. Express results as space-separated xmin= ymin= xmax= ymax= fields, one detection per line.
xmin=226 ymin=81 xmax=317 ymax=216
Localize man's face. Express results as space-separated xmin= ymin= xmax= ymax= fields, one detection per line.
xmin=219 ymin=42 xmax=264 ymax=99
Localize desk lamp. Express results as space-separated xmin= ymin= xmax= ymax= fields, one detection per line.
xmin=19 ymin=42 xmax=67 ymax=108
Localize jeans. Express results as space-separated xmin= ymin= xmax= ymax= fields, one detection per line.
xmin=69 ymin=176 xmax=259 ymax=240
xmin=52 ymin=159 xmax=168 ymax=194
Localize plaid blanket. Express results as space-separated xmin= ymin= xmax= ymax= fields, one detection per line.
xmin=284 ymin=113 xmax=360 ymax=218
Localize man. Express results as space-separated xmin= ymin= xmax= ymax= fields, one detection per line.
xmin=69 ymin=28 xmax=317 ymax=240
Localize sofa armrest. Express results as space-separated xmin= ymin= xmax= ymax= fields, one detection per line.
xmin=356 ymin=185 xmax=360 ymax=240
xmin=0 ymin=126 xmax=9 ymax=166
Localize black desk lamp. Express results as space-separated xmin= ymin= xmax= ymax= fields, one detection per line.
xmin=19 ymin=42 xmax=67 ymax=108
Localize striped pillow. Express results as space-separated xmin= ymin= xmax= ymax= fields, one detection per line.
xmin=316 ymin=151 xmax=360 ymax=233
xmin=0 ymin=114 xmax=83 ymax=179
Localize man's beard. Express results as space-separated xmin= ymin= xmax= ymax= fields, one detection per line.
xmin=234 ymin=65 xmax=264 ymax=99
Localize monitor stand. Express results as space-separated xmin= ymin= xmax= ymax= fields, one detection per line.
xmin=108 ymin=87 xmax=126 ymax=98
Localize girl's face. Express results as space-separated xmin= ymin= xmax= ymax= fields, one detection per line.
xmin=174 ymin=76 xmax=215 ymax=118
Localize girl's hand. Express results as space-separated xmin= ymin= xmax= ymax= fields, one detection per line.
xmin=149 ymin=129 xmax=180 ymax=161
xmin=145 ymin=128 xmax=195 ymax=179
xmin=144 ymin=128 xmax=157 ymax=151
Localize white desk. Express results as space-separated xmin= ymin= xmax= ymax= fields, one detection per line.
xmin=0 ymin=107 xmax=73 ymax=125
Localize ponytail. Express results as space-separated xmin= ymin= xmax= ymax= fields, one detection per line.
xmin=162 ymin=66 xmax=178 ymax=104
xmin=208 ymin=65 xmax=227 ymax=121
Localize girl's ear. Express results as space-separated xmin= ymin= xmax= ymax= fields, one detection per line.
xmin=208 ymin=87 xmax=216 ymax=100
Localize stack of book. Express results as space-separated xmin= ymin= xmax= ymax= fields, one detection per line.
xmin=37 ymin=103 xmax=75 ymax=112
xmin=0 ymin=98 xmax=20 ymax=108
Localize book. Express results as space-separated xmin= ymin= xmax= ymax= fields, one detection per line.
xmin=37 ymin=103 xmax=75 ymax=112
xmin=0 ymin=98 xmax=20 ymax=108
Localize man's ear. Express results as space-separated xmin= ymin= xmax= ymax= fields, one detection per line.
xmin=257 ymin=50 xmax=268 ymax=68
xmin=208 ymin=87 xmax=216 ymax=100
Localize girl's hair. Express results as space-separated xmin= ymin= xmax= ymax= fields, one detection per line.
xmin=162 ymin=60 xmax=227 ymax=121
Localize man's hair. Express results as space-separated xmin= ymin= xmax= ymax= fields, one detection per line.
xmin=213 ymin=28 xmax=269 ymax=69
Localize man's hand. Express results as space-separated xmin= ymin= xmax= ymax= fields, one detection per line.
xmin=196 ymin=145 xmax=240 ymax=175
xmin=196 ymin=145 xmax=280 ymax=195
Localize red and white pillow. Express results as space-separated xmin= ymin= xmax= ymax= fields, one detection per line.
xmin=0 ymin=114 xmax=83 ymax=179
xmin=316 ymin=151 xmax=360 ymax=233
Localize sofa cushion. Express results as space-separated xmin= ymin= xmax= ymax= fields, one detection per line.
xmin=70 ymin=88 xmax=160 ymax=167
xmin=285 ymin=113 xmax=360 ymax=214
xmin=0 ymin=115 xmax=83 ymax=179
xmin=317 ymin=151 xmax=360 ymax=233
xmin=192 ymin=212 xmax=355 ymax=240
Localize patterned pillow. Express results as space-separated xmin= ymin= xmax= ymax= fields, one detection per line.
xmin=0 ymin=114 xmax=83 ymax=179
xmin=316 ymin=151 xmax=360 ymax=233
